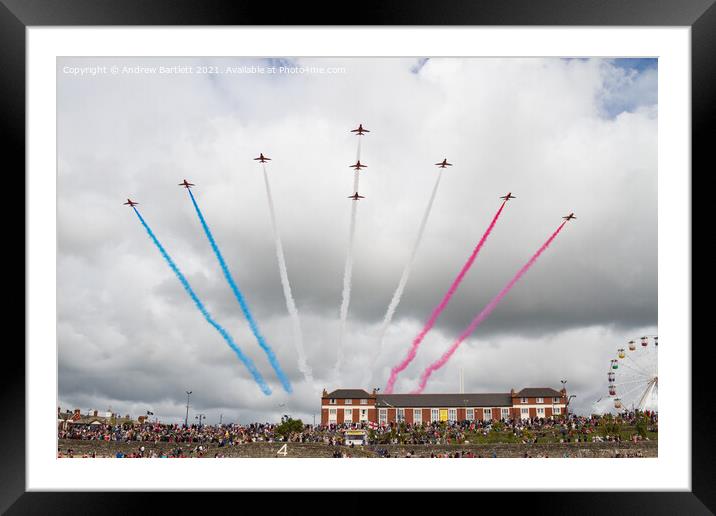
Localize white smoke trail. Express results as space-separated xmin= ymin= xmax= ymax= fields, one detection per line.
xmin=262 ymin=164 xmax=313 ymax=383
xmin=363 ymin=169 xmax=443 ymax=386
xmin=335 ymin=136 xmax=363 ymax=375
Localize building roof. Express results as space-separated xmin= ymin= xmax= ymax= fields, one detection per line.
xmin=515 ymin=387 xmax=563 ymax=398
xmin=325 ymin=389 xmax=373 ymax=399
xmin=376 ymin=393 xmax=512 ymax=408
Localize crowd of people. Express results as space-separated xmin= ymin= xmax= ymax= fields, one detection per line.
xmin=58 ymin=410 xmax=656 ymax=456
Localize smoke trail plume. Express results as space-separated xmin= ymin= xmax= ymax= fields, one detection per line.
xmin=131 ymin=207 xmax=271 ymax=395
xmin=385 ymin=200 xmax=508 ymax=393
xmin=186 ymin=188 xmax=292 ymax=393
xmin=262 ymin=163 xmax=313 ymax=383
xmin=413 ymin=221 xmax=567 ymax=393
xmin=365 ymin=169 xmax=444 ymax=385
xmin=335 ymin=176 xmax=358 ymax=375
xmin=335 ymin=136 xmax=363 ymax=375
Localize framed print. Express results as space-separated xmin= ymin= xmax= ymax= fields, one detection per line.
xmin=5 ymin=0 xmax=711 ymax=512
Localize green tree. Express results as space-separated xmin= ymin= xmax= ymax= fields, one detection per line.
xmin=275 ymin=417 xmax=304 ymax=439
xmin=635 ymin=413 xmax=648 ymax=439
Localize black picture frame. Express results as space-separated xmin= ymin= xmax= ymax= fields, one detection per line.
xmin=3 ymin=0 xmax=709 ymax=512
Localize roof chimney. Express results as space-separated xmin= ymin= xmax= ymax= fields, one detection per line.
xmin=322 ymin=388 xmax=328 ymax=397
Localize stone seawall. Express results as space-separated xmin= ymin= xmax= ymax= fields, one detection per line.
xmin=58 ymin=439 xmax=656 ymax=458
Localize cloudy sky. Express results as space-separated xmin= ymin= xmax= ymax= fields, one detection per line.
xmin=57 ymin=57 xmax=657 ymax=424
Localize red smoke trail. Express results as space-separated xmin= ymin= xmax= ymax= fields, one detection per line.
xmin=384 ymin=200 xmax=508 ymax=393
xmin=413 ymin=221 xmax=567 ymax=394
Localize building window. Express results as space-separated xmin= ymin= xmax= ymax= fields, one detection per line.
xmin=537 ymin=407 xmax=545 ymax=416
xmin=360 ymin=399 xmax=368 ymax=405
xmin=466 ymin=408 xmax=474 ymax=421
xmin=448 ymin=408 xmax=457 ymax=422
xmin=397 ymin=408 xmax=405 ymax=422
xmin=520 ymin=397 xmax=528 ymax=403
xmin=553 ymin=397 xmax=560 ymax=403
xmin=483 ymin=408 xmax=492 ymax=421
xmin=536 ymin=397 xmax=544 ymax=404
xmin=344 ymin=409 xmax=353 ymax=422
xmin=328 ymin=408 xmax=337 ymax=420
xmin=360 ymin=409 xmax=368 ymax=421
xmin=501 ymin=408 xmax=510 ymax=420
xmin=379 ymin=409 xmax=387 ymax=425
xmin=520 ymin=408 xmax=529 ymax=419
xmin=345 ymin=399 xmax=352 ymax=405
xmin=329 ymin=399 xmax=336 ymax=405
xmin=553 ymin=407 xmax=561 ymax=415
xmin=431 ymin=409 xmax=440 ymax=422
xmin=413 ymin=409 xmax=422 ymax=424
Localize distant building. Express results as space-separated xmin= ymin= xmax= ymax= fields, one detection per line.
xmin=320 ymin=387 xmax=568 ymax=426
xmin=57 ymin=407 xmax=134 ymax=427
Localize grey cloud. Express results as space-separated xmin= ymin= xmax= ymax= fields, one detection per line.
xmin=57 ymin=57 xmax=657 ymax=422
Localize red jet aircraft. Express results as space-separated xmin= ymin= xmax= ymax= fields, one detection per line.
xmin=435 ymin=159 xmax=453 ymax=168
xmin=178 ymin=179 xmax=195 ymax=189
xmin=254 ymin=153 xmax=271 ymax=163
xmin=563 ymin=212 xmax=577 ymax=221
xmin=500 ymin=192 xmax=516 ymax=201
xmin=350 ymin=160 xmax=367 ymax=170
xmin=123 ymin=198 xmax=139 ymax=207
xmin=350 ymin=124 xmax=370 ymax=135
xmin=348 ymin=192 xmax=365 ymax=200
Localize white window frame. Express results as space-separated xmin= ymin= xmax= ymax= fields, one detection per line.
xmin=466 ymin=408 xmax=474 ymax=421
xmin=448 ymin=408 xmax=457 ymax=422
xmin=413 ymin=409 xmax=422 ymax=424
xmin=520 ymin=407 xmax=529 ymax=419
xmin=378 ymin=408 xmax=387 ymax=424
xmin=329 ymin=399 xmax=336 ymax=405
xmin=520 ymin=397 xmax=528 ymax=403
xmin=431 ymin=408 xmax=440 ymax=422
xmin=345 ymin=399 xmax=352 ymax=405
xmin=553 ymin=397 xmax=561 ymax=403
xmin=328 ymin=408 xmax=337 ymax=421
xmin=501 ymin=408 xmax=510 ymax=420
xmin=344 ymin=408 xmax=353 ymax=422
xmin=360 ymin=399 xmax=368 ymax=405
xmin=537 ymin=407 xmax=545 ymax=416
xmin=483 ymin=408 xmax=492 ymax=421
xmin=397 ymin=408 xmax=405 ymax=422
xmin=359 ymin=409 xmax=368 ymax=421
xmin=536 ymin=397 xmax=544 ymax=404
xmin=553 ymin=406 xmax=561 ymax=415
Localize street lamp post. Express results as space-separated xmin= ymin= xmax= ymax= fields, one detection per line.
xmin=184 ymin=391 xmax=192 ymax=427
xmin=195 ymin=413 xmax=206 ymax=427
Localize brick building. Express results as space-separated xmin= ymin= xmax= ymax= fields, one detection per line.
xmin=320 ymin=387 xmax=568 ymax=426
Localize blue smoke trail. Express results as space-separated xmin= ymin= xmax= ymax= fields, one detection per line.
xmin=132 ymin=207 xmax=271 ymax=395
xmin=186 ymin=189 xmax=293 ymax=394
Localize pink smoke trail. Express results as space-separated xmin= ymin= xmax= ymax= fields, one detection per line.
xmin=384 ymin=200 xmax=508 ymax=393
xmin=413 ymin=221 xmax=568 ymax=393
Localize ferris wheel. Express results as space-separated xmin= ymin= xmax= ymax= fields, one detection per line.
xmin=606 ymin=335 xmax=658 ymax=412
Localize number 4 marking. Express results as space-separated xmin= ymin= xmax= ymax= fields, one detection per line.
xmin=277 ymin=444 xmax=288 ymax=456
